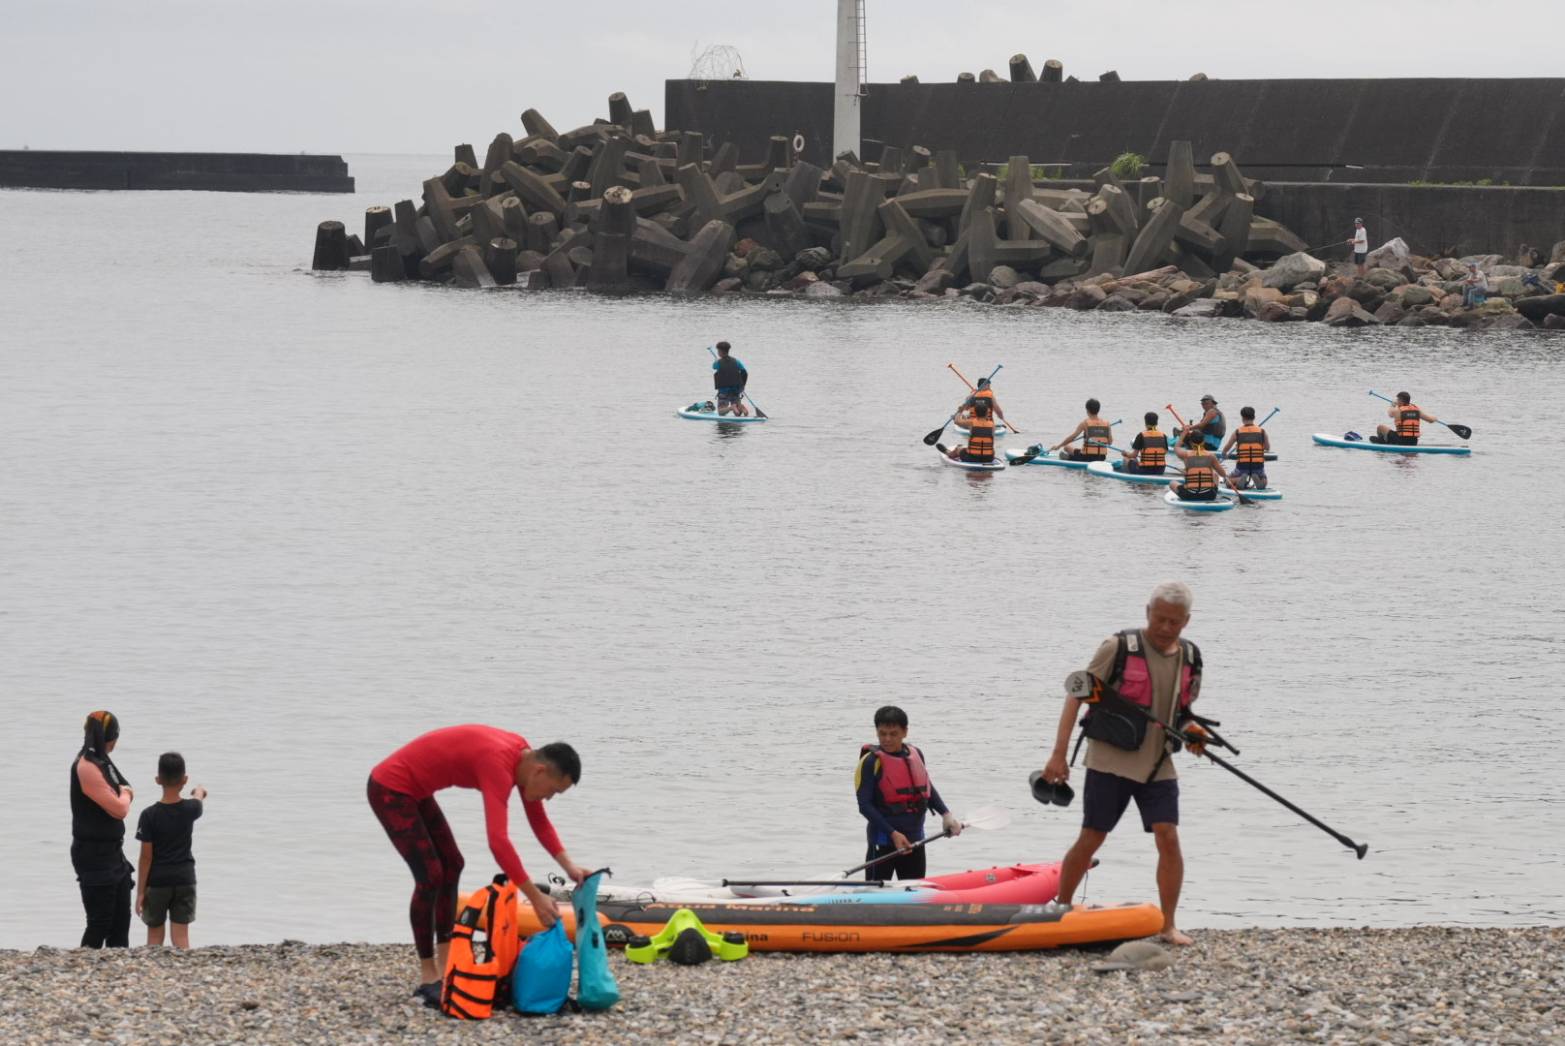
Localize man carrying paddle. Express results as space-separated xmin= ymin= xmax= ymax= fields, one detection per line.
xmin=1041 ymin=582 xmax=1208 ymax=946
xmin=711 ymin=341 xmax=749 ymax=417
xmin=1050 ymin=399 xmax=1113 ymax=462
xmin=1372 ymin=391 xmax=1439 ymax=446
xmin=855 ymin=706 xmax=961 ymax=881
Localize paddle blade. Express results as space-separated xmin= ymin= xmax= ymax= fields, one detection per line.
xmin=960 ymin=805 xmax=1011 ymax=831
xmin=1446 ymin=422 xmax=1472 ymax=440
xmin=1008 ymin=447 xmax=1043 ymax=466
xmin=923 ymin=424 xmax=947 ymax=446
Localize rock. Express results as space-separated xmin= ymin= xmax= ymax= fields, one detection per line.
xmin=1012 ymin=281 xmax=1052 ymax=298
xmin=1374 ymin=301 xmax=1407 ymax=325
xmin=1318 ymin=275 xmax=1352 ymax=301
xmin=1551 ymin=240 xmax=1565 ymax=265
xmin=1346 ymin=281 xmax=1386 ymax=310
xmin=743 ymin=269 xmax=774 ymax=291
xmin=1544 ymin=313 xmax=1565 ymax=330
xmin=1364 ymin=237 xmax=1411 ymax=270
xmin=1364 ymin=267 xmax=1408 ymax=291
xmin=1495 ymin=277 xmax=1528 ymax=298
xmin=1172 ymin=299 xmax=1225 ymax=319
xmin=960 ymin=282 xmax=995 ymax=300
xmin=1325 ymin=297 xmax=1382 ymax=327
xmin=1288 ymin=306 xmax=1310 ymax=320
xmin=1256 ymin=300 xmax=1291 ymax=322
xmin=1399 ymin=285 xmax=1435 ymax=307
xmin=1434 ymin=258 xmax=1467 ymax=281
xmin=1092 ymin=940 xmax=1173 ymax=974
xmin=746 ymin=247 xmax=784 ymax=272
xmin=1474 ymin=313 xmax=1535 ymax=331
xmin=913 ymin=268 xmax=955 ymax=295
xmin=711 ymin=277 xmax=743 ymax=294
xmin=1460 ymin=254 xmax=1504 ymax=272
xmin=802 ymin=280 xmax=844 ymax=297
xmin=1139 ymin=290 xmax=1171 ymax=311
xmin=782 ymin=270 xmax=819 ymax=291
xmin=987 ymin=264 xmax=1022 ymax=289
xmin=1243 ymin=285 xmax=1287 ymax=318
xmin=1069 ymin=284 xmax=1108 ymax=310
xmin=1098 ymin=293 xmax=1139 ymax=312
xmin=1515 ymin=293 xmax=1565 ymax=322
xmin=721 ymin=253 xmax=744 ymax=278
xmin=1261 ymin=251 xmax=1326 ymax=290
xmin=795 ymin=246 xmax=833 ymax=271
xmin=733 ymin=237 xmax=759 ymax=257
xmin=1288 ymin=289 xmax=1319 ymax=310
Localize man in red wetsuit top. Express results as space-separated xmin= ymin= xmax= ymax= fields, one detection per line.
xmin=367 ymin=724 xmax=589 ymax=1002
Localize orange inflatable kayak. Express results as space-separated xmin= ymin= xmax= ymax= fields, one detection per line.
xmin=517 ymin=897 xmax=1163 ymax=954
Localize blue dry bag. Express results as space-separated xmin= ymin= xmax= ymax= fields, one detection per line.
xmin=513 ymin=919 xmax=573 ymax=1015
xmin=573 ymin=869 xmax=619 ymax=1011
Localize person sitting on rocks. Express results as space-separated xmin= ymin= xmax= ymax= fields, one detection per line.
xmin=1462 ymin=264 xmax=1488 ymax=309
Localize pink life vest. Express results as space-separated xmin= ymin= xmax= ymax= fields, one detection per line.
xmin=861 ymin=744 xmax=931 ymax=816
xmin=1113 ymin=629 xmax=1201 ymax=711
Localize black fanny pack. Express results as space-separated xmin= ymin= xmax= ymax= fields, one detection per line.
xmin=1079 ymin=689 xmax=1150 ymax=752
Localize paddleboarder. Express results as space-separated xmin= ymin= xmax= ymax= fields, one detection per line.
xmin=367 ymin=726 xmax=590 ymax=1003
xmin=1050 ymin=398 xmax=1114 ymax=462
xmin=1372 ymin=391 xmax=1440 ymax=446
xmin=855 ymin=706 xmax=962 ymax=881
xmin=1124 ymin=412 xmax=1170 ymax=475
xmin=1219 ymin=407 xmax=1271 ymax=489
xmin=940 ymin=397 xmax=998 ymax=464
xmin=1040 ymin=581 xmax=1210 ymax=946
xmin=711 ymin=341 xmax=749 ymax=417
xmin=957 ymin=376 xmax=1011 ymax=431
xmin=1170 ymin=431 xmax=1237 ymax=502
xmin=1188 ymin=395 xmax=1226 ymax=451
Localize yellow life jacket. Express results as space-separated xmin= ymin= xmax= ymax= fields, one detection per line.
xmin=1184 ymin=452 xmax=1218 ymax=493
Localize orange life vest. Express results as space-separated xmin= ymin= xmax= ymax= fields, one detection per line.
xmin=1397 ymin=405 xmax=1421 ymax=440
xmin=965 ymin=414 xmax=995 ymax=461
xmin=1082 ymin=420 xmax=1112 ymax=460
xmin=1183 ymin=451 xmax=1218 ymax=494
xmin=860 ymin=744 xmax=931 ymax=816
xmin=1139 ymin=430 xmax=1167 ymax=469
xmin=1234 ymin=425 xmax=1266 ymax=465
xmin=441 ymin=875 xmax=522 ymax=1020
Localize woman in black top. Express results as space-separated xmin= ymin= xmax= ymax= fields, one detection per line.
xmin=70 ymin=711 xmax=135 ymax=947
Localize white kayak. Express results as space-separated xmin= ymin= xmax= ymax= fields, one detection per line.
xmin=678 ymin=402 xmax=767 ymax=423
xmin=1164 ymin=489 xmax=1238 ymax=512
xmin=1085 ymin=461 xmax=1173 ymax=485
xmin=936 ymin=445 xmax=1006 ymax=471
xmin=1004 ymin=448 xmax=1097 ymax=469
xmin=1312 ymin=432 xmax=1468 ymax=455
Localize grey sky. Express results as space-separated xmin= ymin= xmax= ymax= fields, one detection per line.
xmin=3 ymin=0 xmax=1560 ymax=155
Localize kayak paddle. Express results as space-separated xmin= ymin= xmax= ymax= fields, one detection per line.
xmin=1063 ymin=671 xmax=1368 ymax=859
xmin=1165 ymin=404 xmax=1249 ymax=505
xmin=924 ymin=363 xmax=1002 ymax=445
xmin=705 ymin=346 xmax=766 ymax=419
xmin=840 ymin=805 xmax=1012 ymax=878
xmin=1369 ymin=390 xmax=1469 ymax=439
xmin=948 ymin=363 xmax=1021 ymax=433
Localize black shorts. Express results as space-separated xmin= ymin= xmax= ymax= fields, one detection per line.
xmin=1173 ymin=484 xmax=1216 ymax=501
xmin=1372 ymin=433 xmax=1417 ymax=446
xmin=1353 ymin=251 xmax=1367 ymax=264
xmin=1083 ymin=768 xmax=1179 ymax=833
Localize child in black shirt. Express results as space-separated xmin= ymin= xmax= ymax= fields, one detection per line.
xmin=135 ymin=752 xmax=206 ymax=948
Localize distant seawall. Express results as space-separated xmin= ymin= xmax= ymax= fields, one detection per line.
xmin=665 ymin=78 xmax=1565 ymax=255
xmin=0 ymin=151 xmax=354 ymax=193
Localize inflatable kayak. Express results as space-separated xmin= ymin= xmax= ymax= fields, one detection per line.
xmin=1085 ymin=461 xmax=1173 ymax=486
xmin=1164 ymin=489 xmax=1237 ymax=512
xmin=1004 ymin=448 xmax=1096 ymax=469
xmin=936 ymin=445 xmax=1005 ymax=472
xmin=519 ymin=895 xmax=1164 ymax=954
xmin=642 ymin=863 xmax=1060 ymax=907
xmin=1312 ymin=432 xmax=1469 ymax=455
xmin=678 ymin=402 xmax=767 ymax=423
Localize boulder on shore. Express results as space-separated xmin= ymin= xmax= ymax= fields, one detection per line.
xmin=1325 ymin=297 xmax=1382 ymax=327
xmin=1261 ymin=251 xmax=1326 ymax=290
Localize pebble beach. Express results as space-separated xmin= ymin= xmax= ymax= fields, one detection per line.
xmin=2 ymin=928 xmax=1560 ymax=1044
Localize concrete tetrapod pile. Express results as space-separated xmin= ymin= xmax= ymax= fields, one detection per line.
xmin=308 ymin=96 xmax=1565 ymax=331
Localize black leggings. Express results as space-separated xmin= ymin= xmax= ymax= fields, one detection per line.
xmin=367 ymin=776 xmax=465 ymax=960
xmin=864 ymin=841 xmax=927 ymax=882
xmin=79 ymin=875 xmax=132 ymax=948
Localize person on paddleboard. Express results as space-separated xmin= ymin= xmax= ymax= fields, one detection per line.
xmin=1041 ymin=581 xmax=1210 ymax=946
xmin=941 ymin=396 xmax=998 ymax=464
xmin=1170 ymin=430 xmax=1237 ymax=502
xmin=1050 ymin=398 xmax=1113 ymax=462
xmin=1123 ymin=412 xmax=1170 ymax=475
xmin=367 ymin=726 xmax=590 ymax=1004
xmin=1219 ymin=406 xmax=1270 ymax=489
xmin=855 ymin=706 xmax=962 ymax=881
xmin=711 ymin=341 xmax=749 ymax=417
xmin=1372 ymin=391 xmax=1439 ymax=446
xmin=1188 ymin=395 xmax=1226 ymax=452
xmin=957 ymin=377 xmax=1011 ymax=432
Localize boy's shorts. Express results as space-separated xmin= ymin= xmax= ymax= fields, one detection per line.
xmin=141 ymin=884 xmax=197 ymax=926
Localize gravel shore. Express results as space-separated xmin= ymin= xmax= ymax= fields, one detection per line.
xmin=2 ymin=928 xmax=1559 ymax=1044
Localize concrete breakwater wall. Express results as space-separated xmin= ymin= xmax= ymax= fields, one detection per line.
xmin=0 ymin=151 xmax=354 ymax=193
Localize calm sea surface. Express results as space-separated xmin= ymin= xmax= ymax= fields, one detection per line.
xmin=3 ymin=155 xmax=1562 ymax=948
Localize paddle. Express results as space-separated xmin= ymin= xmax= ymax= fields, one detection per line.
xmin=948 ymin=363 xmax=1022 ymax=434
xmin=1063 ymin=672 xmax=1367 ymax=858
xmin=924 ymin=364 xmax=1002 ymax=445
xmin=840 ymin=805 xmax=1012 ymax=878
xmin=706 ymin=346 xmax=766 ymax=419
xmin=1369 ymin=390 xmax=1470 ymax=440
xmin=1165 ymin=404 xmax=1249 ymax=505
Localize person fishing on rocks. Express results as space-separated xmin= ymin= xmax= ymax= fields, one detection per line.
xmin=1040 ymin=581 xmax=1211 ymax=946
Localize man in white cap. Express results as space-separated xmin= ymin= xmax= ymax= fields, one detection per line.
xmin=1345 ymin=218 xmax=1369 ymax=277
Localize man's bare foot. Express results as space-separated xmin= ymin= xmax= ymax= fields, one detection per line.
xmin=1158 ymin=927 xmax=1193 ymax=946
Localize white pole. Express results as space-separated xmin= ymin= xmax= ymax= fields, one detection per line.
xmin=834 ymin=0 xmax=861 ymax=160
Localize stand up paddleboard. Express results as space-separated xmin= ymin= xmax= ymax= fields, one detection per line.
xmin=1085 ymin=461 xmax=1172 ymax=486
xmin=1005 ymin=448 xmax=1091 ymax=469
xmin=1163 ymin=489 xmax=1238 ymax=512
xmin=1312 ymin=433 xmax=1467 ymax=455
xmin=936 ymin=445 xmax=1006 ymax=471
xmin=678 ymin=403 xmax=767 ymax=423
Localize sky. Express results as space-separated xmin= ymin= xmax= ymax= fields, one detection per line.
xmin=2 ymin=0 xmax=1561 ymax=155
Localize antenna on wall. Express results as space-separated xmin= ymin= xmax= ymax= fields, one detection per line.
xmin=834 ymin=0 xmax=865 ymax=158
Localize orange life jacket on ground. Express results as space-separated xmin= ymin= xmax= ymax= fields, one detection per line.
xmin=1183 ymin=451 xmax=1218 ymax=493
xmin=1234 ymin=425 xmax=1266 ymax=465
xmin=1139 ymin=430 xmax=1167 ymax=469
xmin=1397 ymin=405 xmax=1421 ymax=440
xmin=859 ymin=744 xmax=931 ymax=816
xmin=441 ymin=875 xmax=522 ymax=1020
xmin=1082 ymin=420 xmax=1112 ymax=459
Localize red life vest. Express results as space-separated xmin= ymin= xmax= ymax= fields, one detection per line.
xmin=1112 ymin=629 xmax=1201 ymax=712
xmin=859 ymin=744 xmax=931 ymax=816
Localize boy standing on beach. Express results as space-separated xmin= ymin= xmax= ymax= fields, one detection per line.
xmin=135 ymin=753 xmax=206 ymax=949
xmin=855 ymin=706 xmax=961 ymax=881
